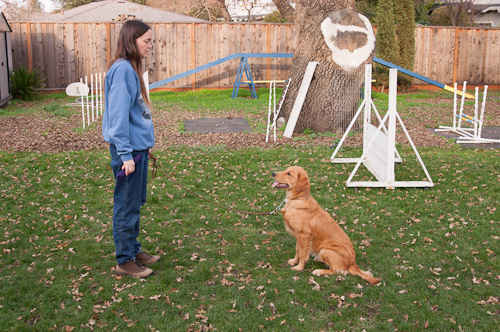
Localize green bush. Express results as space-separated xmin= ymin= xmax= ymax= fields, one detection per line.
xmin=10 ymin=66 xmax=46 ymax=101
xmin=263 ymin=11 xmax=287 ymax=23
xmin=429 ymin=6 xmax=471 ymax=26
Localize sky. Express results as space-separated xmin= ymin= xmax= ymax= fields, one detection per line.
xmin=40 ymin=0 xmax=60 ymax=12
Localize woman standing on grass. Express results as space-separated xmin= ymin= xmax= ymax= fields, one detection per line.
xmin=102 ymin=20 xmax=159 ymax=278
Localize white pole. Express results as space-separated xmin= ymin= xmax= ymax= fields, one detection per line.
xmin=266 ymin=82 xmax=273 ymax=143
xmin=386 ymin=68 xmax=397 ymax=186
xmin=94 ymin=73 xmax=98 ymax=118
xmin=91 ymin=74 xmax=95 ymax=122
xmin=273 ymin=81 xmax=277 ymax=141
xmin=80 ymin=78 xmax=85 ymax=129
xmin=473 ymin=87 xmax=479 ymax=138
xmin=85 ymin=76 xmax=90 ymax=127
xmin=364 ymin=64 xmax=372 ymax=125
xmin=99 ymin=72 xmax=103 ymax=116
xmin=457 ymin=82 xmax=467 ymax=129
xmin=478 ymin=85 xmax=488 ymax=138
xmin=363 ymin=64 xmax=372 ymax=151
xmin=452 ymin=82 xmax=457 ymax=129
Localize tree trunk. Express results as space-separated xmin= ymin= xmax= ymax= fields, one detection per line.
xmin=217 ymin=0 xmax=233 ymax=22
xmin=280 ymin=0 xmax=375 ymax=134
xmin=272 ymin=0 xmax=296 ymax=22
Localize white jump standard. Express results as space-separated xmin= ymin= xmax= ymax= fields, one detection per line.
xmin=436 ymin=82 xmax=499 ymax=144
xmin=330 ymin=65 xmax=434 ymax=189
xmin=266 ymin=78 xmax=291 ymax=142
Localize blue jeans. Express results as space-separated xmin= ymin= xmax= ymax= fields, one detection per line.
xmin=110 ymin=144 xmax=149 ymax=265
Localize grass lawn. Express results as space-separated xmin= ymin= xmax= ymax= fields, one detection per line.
xmin=0 ymin=88 xmax=499 ymax=331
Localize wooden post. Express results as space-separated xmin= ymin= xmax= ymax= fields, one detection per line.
xmin=26 ymin=23 xmax=32 ymax=71
xmin=106 ymin=22 xmax=111 ymax=66
xmin=267 ymin=24 xmax=271 ymax=84
xmin=480 ymin=29 xmax=488 ymax=84
xmin=453 ymin=27 xmax=460 ymax=84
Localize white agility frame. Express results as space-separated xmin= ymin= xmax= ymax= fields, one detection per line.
xmin=331 ymin=66 xmax=434 ymax=189
xmin=436 ymin=82 xmax=499 ymax=144
xmin=266 ymin=78 xmax=291 ymax=142
xmin=77 ymin=72 xmax=105 ymax=129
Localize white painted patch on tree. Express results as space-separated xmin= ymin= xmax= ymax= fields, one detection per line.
xmin=321 ymin=12 xmax=375 ymax=71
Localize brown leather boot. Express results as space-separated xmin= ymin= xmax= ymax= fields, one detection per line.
xmin=136 ymin=252 xmax=161 ymax=266
xmin=116 ymin=260 xmax=153 ymax=278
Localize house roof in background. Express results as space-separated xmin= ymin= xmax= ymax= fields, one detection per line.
xmin=33 ymin=0 xmax=207 ymax=23
xmin=0 ymin=12 xmax=12 ymax=32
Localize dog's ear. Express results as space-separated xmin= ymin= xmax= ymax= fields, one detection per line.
xmin=294 ymin=170 xmax=310 ymax=195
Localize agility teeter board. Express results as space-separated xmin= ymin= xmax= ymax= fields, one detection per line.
xmin=283 ymin=62 xmax=318 ymax=138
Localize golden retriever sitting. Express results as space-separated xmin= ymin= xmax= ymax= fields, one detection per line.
xmin=272 ymin=166 xmax=380 ymax=285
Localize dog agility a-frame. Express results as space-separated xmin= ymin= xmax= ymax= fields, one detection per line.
xmin=330 ymin=65 xmax=434 ymax=189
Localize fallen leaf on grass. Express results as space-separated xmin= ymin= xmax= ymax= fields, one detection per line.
xmin=477 ymin=296 xmax=499 ymax=305
xmin=308 ymin=277 xmax=321 ymax=291
xmin=348 ymin=292 xmax=363 ymax=299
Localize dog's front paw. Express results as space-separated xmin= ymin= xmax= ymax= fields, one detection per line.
xmin=312 ymin=269 xmax=330 ymax=276
xmin=287 ymin=258 xmax=299 ymax=266
xmin=291 ymin=265 xmax=304 ymax=271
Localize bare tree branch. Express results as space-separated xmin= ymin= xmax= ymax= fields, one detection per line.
xmin=1 ymin=0 xmax=43 ymax=20
xmin=440 ymin=0 xmax=489 ymax=26
xmin=146 ymin=0 xmax=231 ymax=21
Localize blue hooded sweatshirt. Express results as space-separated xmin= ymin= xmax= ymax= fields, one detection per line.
xmin=102 ymin=59 xmax=154 ymax=162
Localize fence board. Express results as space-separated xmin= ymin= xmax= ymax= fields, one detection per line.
xmin=438 ymin=28 xmax=455 ymax=84
xmin=43 ymin=23 xmax=55 ymax=88
xmin=197 ymin=23 xmax=208 ymax=87
xmin=8 ymin=23 xmax=500 ymax=89
xmin=32 ymin=24 xmax=44 ymax=79
xmin=178 ymin=24 xmax=189 ymax=87
xmin=484 ymin=30 xmax=500 ymax=83
xmin=55 ymin=23 xmax=65 ymax=88
xmin=65 ymin=24 xmax=76 ymax=87
xmin=220 ymin=24 xmax=230 ymax=86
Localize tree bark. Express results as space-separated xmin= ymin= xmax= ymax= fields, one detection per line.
xmin=280 ymin=0 xmax=375 ymax=134
xmin=217 ymin=0 xmax=233 ymax=22
xmin=272 ymin=0 xmax=296 ymax=22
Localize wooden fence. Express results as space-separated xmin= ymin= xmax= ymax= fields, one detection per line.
xmin=8 ymin=22 xmax=500 ymax=90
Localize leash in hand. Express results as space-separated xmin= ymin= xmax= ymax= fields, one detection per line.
xmin=148 ymin=152 xmax=285 ymax=216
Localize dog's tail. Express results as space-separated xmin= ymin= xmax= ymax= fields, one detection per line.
xmin=348 ymin=264 xmax=380 ymax=285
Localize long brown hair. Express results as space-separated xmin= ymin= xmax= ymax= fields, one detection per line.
xmin=110 ymin=20 xmax=151 ymax=108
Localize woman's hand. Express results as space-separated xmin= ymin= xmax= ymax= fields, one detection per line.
xmin=122 ymin=158 xmax=136 ymax=176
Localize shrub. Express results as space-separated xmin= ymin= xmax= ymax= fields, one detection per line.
xmin=10 ymin=66 xmax=46 ymax=101
xmin=374 ymin=0 xmax=399 ymax=90
xmin=263 ymin=11 xmax=287 ymax=23
xmin=429 ymin=6 xmax=471 ymax=26
xmin=394 ymin=0 xmax=416 ymax=91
